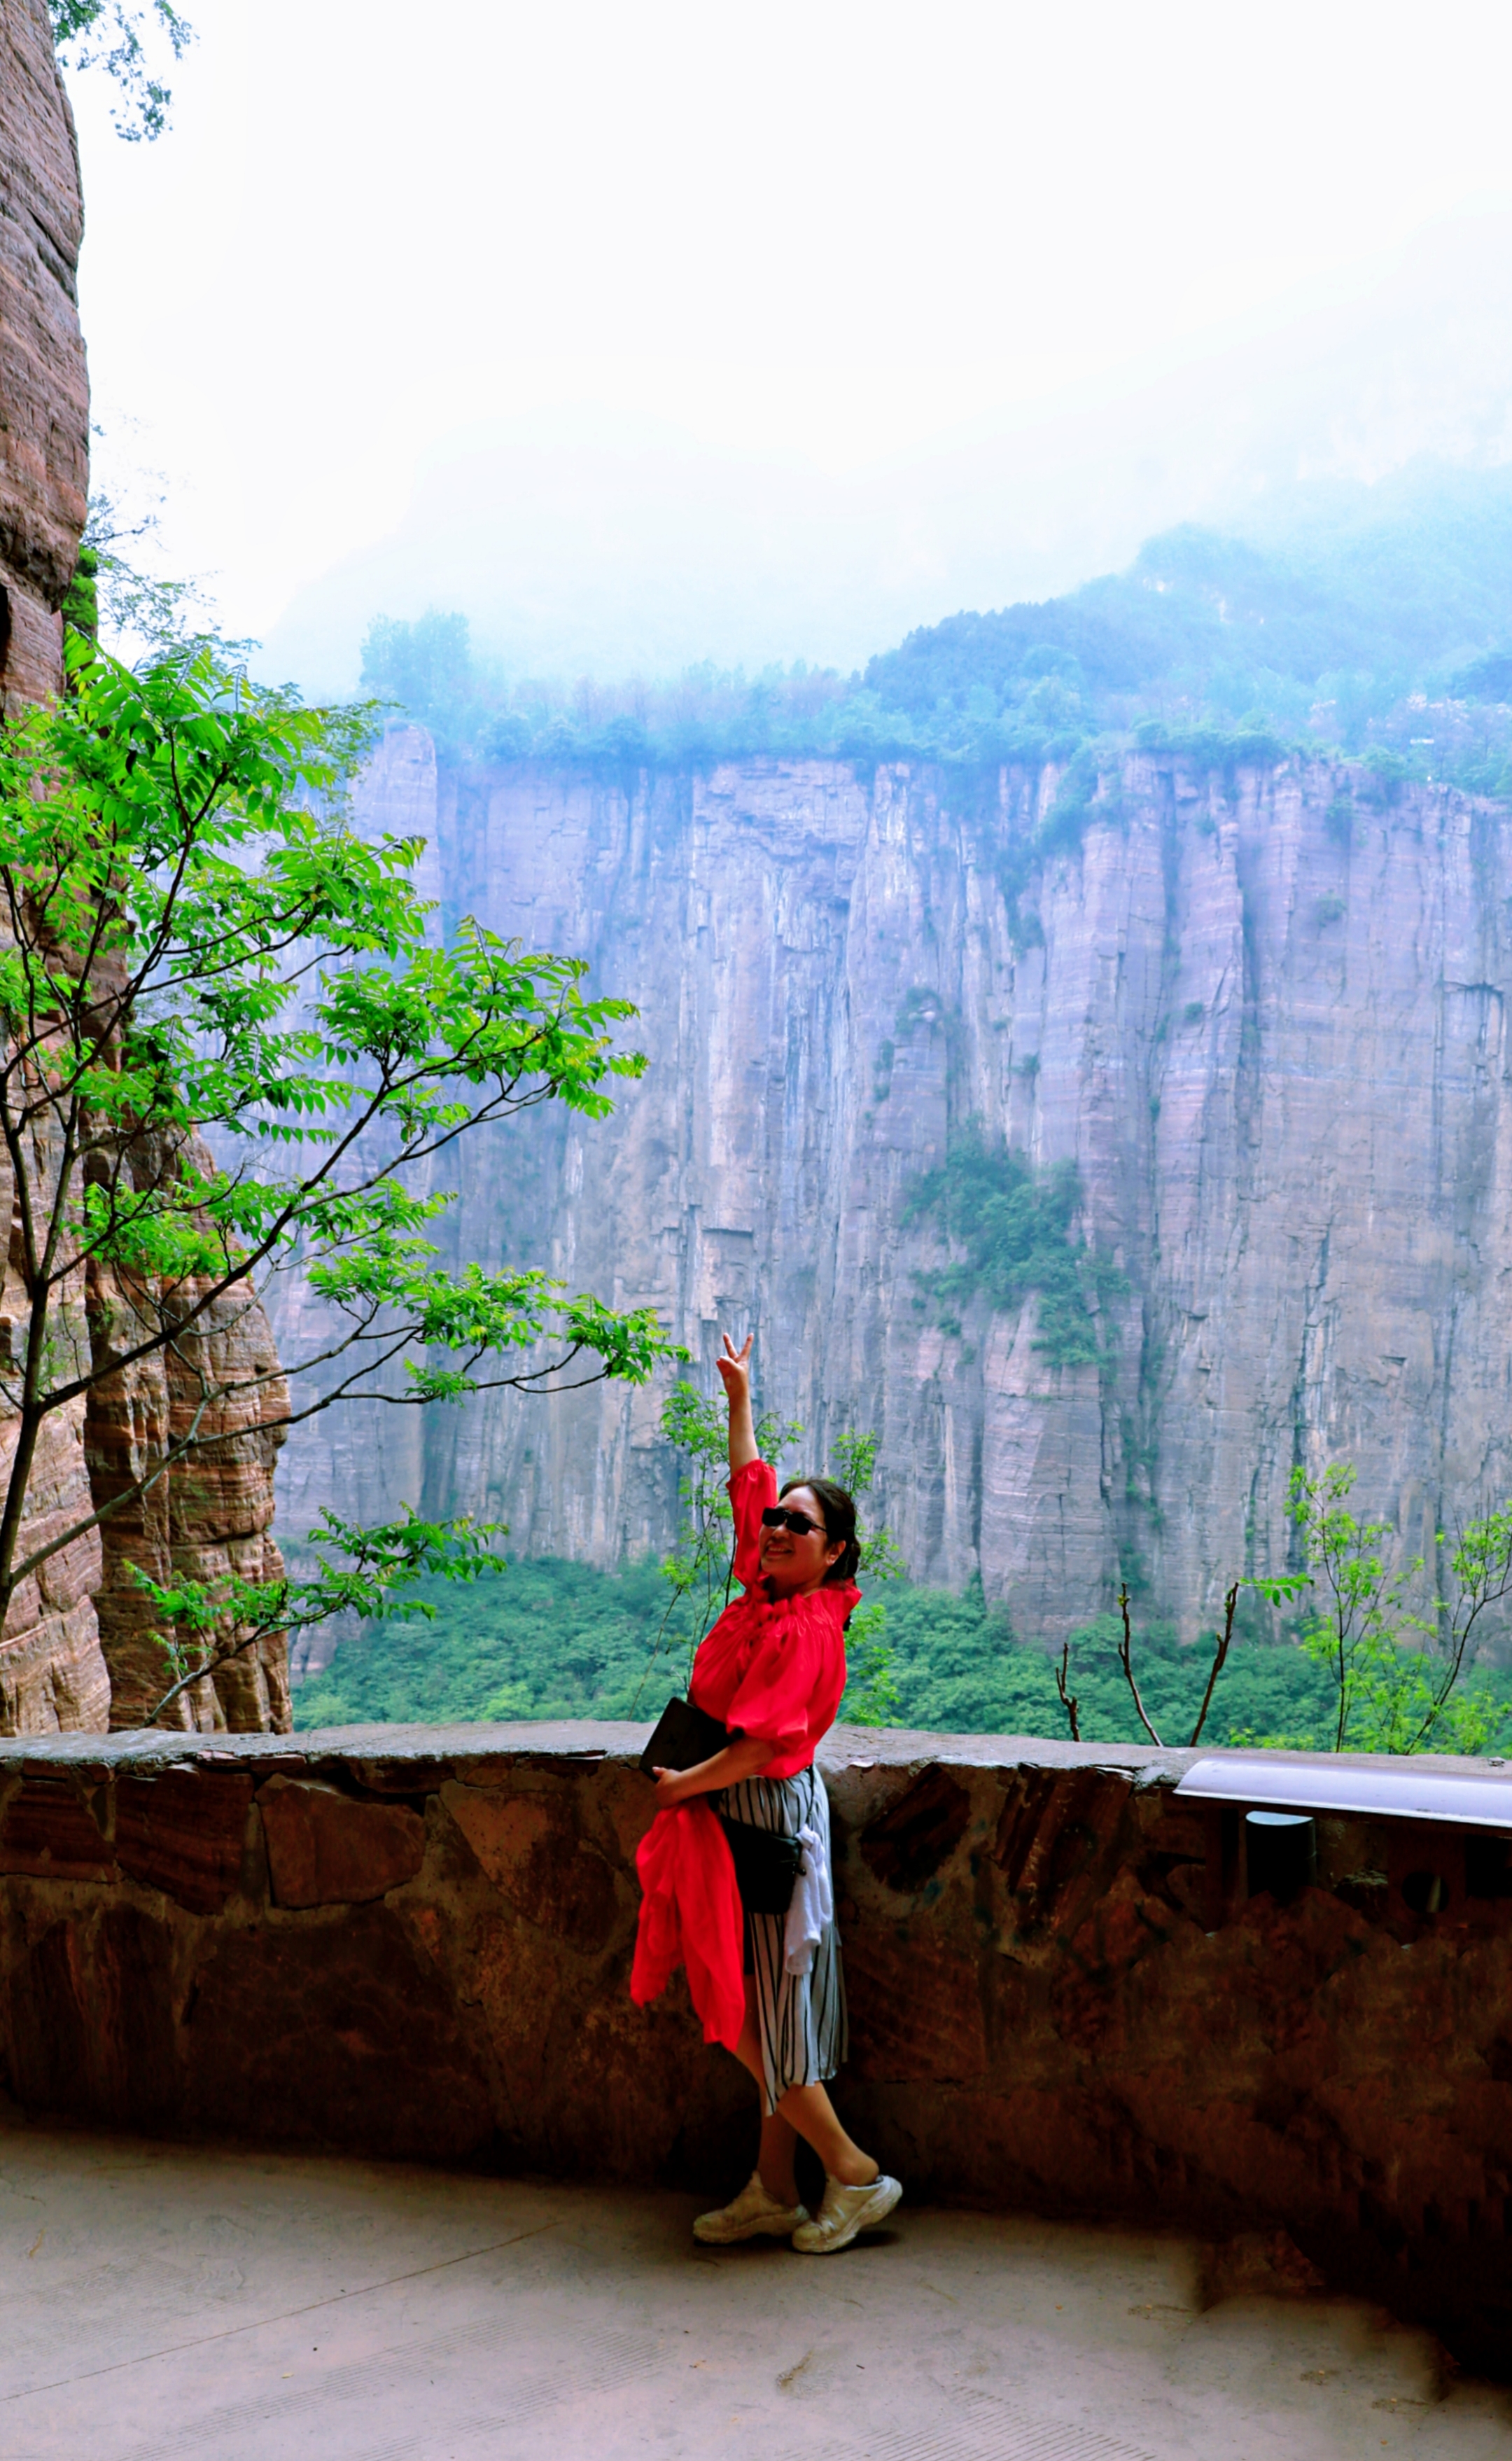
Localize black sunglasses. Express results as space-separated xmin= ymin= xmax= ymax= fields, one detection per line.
xmin=761 ymin=1505 xmax=828 ymax=1538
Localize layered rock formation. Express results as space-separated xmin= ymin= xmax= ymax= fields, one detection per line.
xmin=85 ymin=1207 xmax=293 ymax=1734
xmin=0 ymin=0 xmax=289 ymax=1730
xmin=279 ymin=738 xmax=1512 ymax=1651
xmin=0 ymin=0 xmax=88 ymax=714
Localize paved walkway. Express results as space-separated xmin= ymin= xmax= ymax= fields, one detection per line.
xmin=0 ymin=2125 xmax=1506 ymax=2460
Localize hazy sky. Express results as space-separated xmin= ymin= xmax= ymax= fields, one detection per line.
xmin=68 ymin=0 xmax=1512 ymax=685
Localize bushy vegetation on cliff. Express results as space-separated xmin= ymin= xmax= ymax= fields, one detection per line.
xmin=362 ymin=462 xmax=1512 ymax=802
xmin=289 ymin=1558 xmax=1512 ymax=1745
xmin=903 ymin=1134 xmax=1124 ymax=1369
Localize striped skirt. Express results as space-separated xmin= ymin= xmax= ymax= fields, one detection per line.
xmin=716 ymin=1764 xmax=848 ymax=2117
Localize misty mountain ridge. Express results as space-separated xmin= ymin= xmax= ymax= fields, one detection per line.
xmin=264 ymin=212 xmax=1512 ymax=692
xmin=361 ymin=457 xmax=1512 ymax=802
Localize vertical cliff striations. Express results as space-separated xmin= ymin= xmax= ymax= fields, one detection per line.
xmin=0 ymin=0 xmax=88 ymax=713
xmin=278 ymin=739 xmax=1512 ymax=1653
xmin=84 ymin=1149 xmax=294 ymax=1733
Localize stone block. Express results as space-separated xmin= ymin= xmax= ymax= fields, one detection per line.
xmin=844 ymin=1923 xmax=990 ymax=2082
xmin=994 ymin=1766 xmax=1133 ymax=1934
xmin=859 ymin=1767 xmax=973 ymax=1894
xmin=355 ymin=1759 xmax=453 ymax=1794
xmin=5 ymin=1905 xmax=177 ymax=2126
xmin=598 ymin=1759 xmax=659 ymax=1871
xmin=114 ymin=1769 xmax=253 ymax=1914
xmin=259 ymin=1777 xmax=425 ymax=1908
xmin=184 ymin=1906 xmax=494 ymax=2161
xmin=440 ymin=1780 xmax=620 ymax=1951
xmin=0 ymin=1775 xmax=115 ymax=1879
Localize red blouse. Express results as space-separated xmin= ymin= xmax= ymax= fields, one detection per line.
xmin=687 ymin=1458 xmax=856 ymax=1778
xmin=630 ymin=1458 xmax=858 ymax=2049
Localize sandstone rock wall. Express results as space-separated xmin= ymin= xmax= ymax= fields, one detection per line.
xmin=0 ymin=0 xmax=88 ymax=714
xmin=278 ymin=742 xmax=1512 ymax=1650
xmin=0 ymin=1122 xmax=108 ymax=1731
xmin=85 ymin=1231 xmax=292 ymax=1734
xmin=0 ymin=1722 xmax=1507 ymax=2373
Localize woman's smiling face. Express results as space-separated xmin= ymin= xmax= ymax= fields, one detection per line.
xmin=759 ymin=1485 xmax=844 ymax=1596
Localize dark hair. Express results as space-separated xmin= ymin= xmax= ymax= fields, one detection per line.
xmin=780 ymin=1474 xmax=860 ymax=1584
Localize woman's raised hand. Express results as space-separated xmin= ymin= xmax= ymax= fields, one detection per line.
xmin=715 ymin=1330 xmax=752 ymax=1404
xmin=716 ymin=1331 xmax=759 ymax=1473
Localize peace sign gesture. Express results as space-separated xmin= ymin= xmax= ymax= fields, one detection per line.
xmin=715 ymin=1330 xmax=758 ymax=1471
xmin=715 ymin=1329 xmax=752 ymax=1406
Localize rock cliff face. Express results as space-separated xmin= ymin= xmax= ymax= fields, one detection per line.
xmin=0 ymin=0 xmax=88 ymax=716
xmin=84 ymin=1172 xmax=293 ymax=1734
xmin=0 ymin=0 xmax=289 ymax=1730
xmin=281 ymin=734 xmax=1512 ymax=1652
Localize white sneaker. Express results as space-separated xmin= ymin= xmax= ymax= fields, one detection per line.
xmin=791 ymin=2172 xmax=902 ymax=2254
xmin=693 ymin=2170 xmax=810 ymax=2245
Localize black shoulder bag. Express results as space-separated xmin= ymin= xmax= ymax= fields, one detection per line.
xmin=638 ymin=1694 xmax=728 ymax=1779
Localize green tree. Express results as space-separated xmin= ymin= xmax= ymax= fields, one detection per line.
xmin=360 ymin=613 xmax=493 ymax=760
xmin=1072 ymin=1460 xmax=1512 ymax=1759
xmin=1273 ymin=1464 xmax=1512 ymax=1755
xmin=0 ymin=633 xmax=678 ymax=1720
xmin=49 ymin=1 xmax=192 ymax=142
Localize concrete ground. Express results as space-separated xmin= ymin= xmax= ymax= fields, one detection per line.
xmin=0 ymin=2127 xmax=1507 ymax=2461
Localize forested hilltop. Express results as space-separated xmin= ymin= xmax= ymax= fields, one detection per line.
xmin=361 ymin=460 xmax=1512 ymax=797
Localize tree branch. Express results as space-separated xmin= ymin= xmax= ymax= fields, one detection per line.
xmin=1116 ymin=1581 xmax=1163 ymax=1748
xmin=1187 ymin=1581 xmax=1238 ymax=1748
xmin=1054 ymin=1640 xmax=1080 ymax=1743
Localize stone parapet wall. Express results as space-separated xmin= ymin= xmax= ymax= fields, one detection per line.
xmin=0 ymin=1724 xmax=1509 ymax=2366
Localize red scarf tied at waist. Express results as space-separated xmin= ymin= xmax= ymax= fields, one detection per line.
xmin=630 ymin=1800 xmax=744 ymax=2051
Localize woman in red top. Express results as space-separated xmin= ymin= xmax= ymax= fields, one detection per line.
xmin=631 ymin=1334 xmax=902 ymax=2257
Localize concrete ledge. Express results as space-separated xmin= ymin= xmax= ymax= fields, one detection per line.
xmin=0 ymin=1724 xmax=1508 ymax=2372
xmin=0 ymin=1719 xmax=1191 ymax=1772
